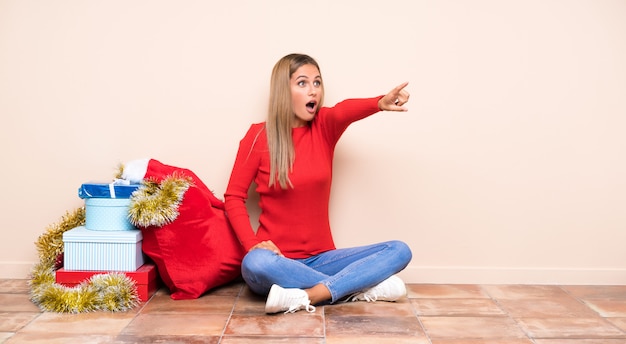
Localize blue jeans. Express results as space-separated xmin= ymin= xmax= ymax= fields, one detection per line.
xmin=241 ymin=240 xmax=412 ymax=304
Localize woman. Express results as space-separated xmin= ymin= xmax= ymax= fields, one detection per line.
xmin=224 ymin=53 xmax=412 ymax=314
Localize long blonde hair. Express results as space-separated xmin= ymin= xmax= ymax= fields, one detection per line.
xmin=266 ymin=53 xmax=324 ymax=189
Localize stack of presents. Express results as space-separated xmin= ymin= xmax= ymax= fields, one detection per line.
xmin=55 ymin=182 xmax=160 ymax=302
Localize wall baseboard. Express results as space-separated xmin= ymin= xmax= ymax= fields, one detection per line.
xmin=3 ymin=262 xmax=626 ymax=285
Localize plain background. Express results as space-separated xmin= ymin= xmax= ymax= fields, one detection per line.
xmin=1 ymin=0 xmax=625 ymax=284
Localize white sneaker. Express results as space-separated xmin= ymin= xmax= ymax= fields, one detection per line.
xmin=350 ymin=275 xmax=407 ymax=302
xmin=265 ymin=284 xmax=316 ymax=314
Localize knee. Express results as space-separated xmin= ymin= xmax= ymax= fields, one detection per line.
xmin=389 ymin=240 xmax=413 ymax=266
xmin=241 ymin=249 xmax=279 ymax=295
xmin=241 ymin=249 xmax=277 ymax=277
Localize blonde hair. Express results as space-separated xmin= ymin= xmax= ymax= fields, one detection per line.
xmin=266 ymin=53 xmax=324 ymax=189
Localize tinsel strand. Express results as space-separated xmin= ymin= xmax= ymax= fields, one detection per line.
xmin=128 ymin=174 xmax=192 ymax=228
xmin=29 ymin=199 xmax=139 ymax=313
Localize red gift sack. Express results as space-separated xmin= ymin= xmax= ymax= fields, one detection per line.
xmin=127 ymin=159 xmax=245 ymax=300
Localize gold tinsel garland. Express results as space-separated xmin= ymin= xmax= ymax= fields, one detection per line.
xmin=29 ymin=208 xmax=139 ymax=313
xmin=127 ymin=174 xmax=192 ymax=228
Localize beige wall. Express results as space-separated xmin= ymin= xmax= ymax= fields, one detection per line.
xmin=1 ymin=0 xmax=625 ymax=284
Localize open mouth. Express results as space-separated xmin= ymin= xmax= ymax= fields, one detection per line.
xmin=306 ymin=101 xmax=317 ymax=113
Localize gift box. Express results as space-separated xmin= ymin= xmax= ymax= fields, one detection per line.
xmin=55 ymin=264 xmax=160 ymax=302
xmin=63 ymin=226 xmax=144 ymax=271
xmin=84 ymin=198 xmax=136 ymax=231
xmin=78 ymin=182 xmax=140 ymax=199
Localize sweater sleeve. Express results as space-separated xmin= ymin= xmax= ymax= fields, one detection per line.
xmin=224 ymin=124 xmax=265 ymax=251
xmin=319 ymin=96 xmax=383 ymax=146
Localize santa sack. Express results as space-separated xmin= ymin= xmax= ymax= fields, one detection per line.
xmin=124 ymin=159 xmax=245 ymax=300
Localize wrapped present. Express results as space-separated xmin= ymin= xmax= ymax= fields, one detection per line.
xmin=85 ymin=198 xmax=136 ymax=231
xmin=79 ymin=181 xmax=139 ymax=231
xmin=63 ymin=226 xmax=144 ymax=271
xmin=56 ymin=264 xmax=160 ymax=302
xmin=78 ymin=181 xmax=140 ymax=199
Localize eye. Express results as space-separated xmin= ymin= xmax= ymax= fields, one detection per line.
xmin=313 ymin=80 xmax=321 ymax=87
xmin=297 ymin=80 xmax=306 ymax=87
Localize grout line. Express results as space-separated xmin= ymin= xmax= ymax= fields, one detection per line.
xmin=217 ymin=284 xmax=244 ymax=344
xmin=558 ymin=285 xmax=626 ymax=334
xmin=117 ymin=290 xmax=154 ymax=339
xmin=407 ymin=294 xmax=434 ymax=343
xmin=480 ymin=284 xmax=535 ymax=342
xmin=321 ymin=305 xmax=327 ymax=343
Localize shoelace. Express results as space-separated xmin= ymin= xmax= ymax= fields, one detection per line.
xmin=285 ymin=301 xmax=316 ymax=314
xmin=360 ymin=293 xmax=378 ymax=302
xmin=348 ymin=291 xmax=378 ymax=302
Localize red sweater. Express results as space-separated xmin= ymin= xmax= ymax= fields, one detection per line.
xmin=224 ymin=97 xmax=382 ymax=259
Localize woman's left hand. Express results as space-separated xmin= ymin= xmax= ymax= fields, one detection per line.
xmin=378 ymin=82 xmax=410 ymax=112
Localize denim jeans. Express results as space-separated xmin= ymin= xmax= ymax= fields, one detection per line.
xmin=241 ymin=240 xmax=412 ymax=303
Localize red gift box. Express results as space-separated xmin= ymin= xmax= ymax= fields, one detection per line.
xmin=55 ymin=263 xmax=160 ymax=302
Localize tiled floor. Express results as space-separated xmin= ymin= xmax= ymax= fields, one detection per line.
xmin=1 ymin=279 xmax=626 ymax=343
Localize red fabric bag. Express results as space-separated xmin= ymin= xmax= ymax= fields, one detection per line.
xmin=128 ymin=159 xmax=245 ymax=300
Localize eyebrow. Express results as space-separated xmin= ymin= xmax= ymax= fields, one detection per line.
xmin=295 ymin=75 xmax=321 ymax=80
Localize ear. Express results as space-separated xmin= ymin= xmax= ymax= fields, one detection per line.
xmin=121 ymin=158 xmax=150 ymax=183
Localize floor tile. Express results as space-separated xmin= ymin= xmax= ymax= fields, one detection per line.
xmin=0 ymin=279 xmax=31 ymax=294
xmin=325 ymin=315 xmax=427 ymax=338
xmin=153 ymin=287 xmax=171 ymax=296
xmin=0 ymin=332 xmax=14 ymax=342
xmin=122 ymin=313 xmax=227 ymax=336
xmin=326 ymin=335 xmax=430 ymax=343
xmin=232 ymin=287 xmax=267 ymax=314
xmin=412 ymin=298 xmax=505 ymax=316
xmin=561 ymin=286 xmax=626 ymax=299
xmin=420 ymin=316 xmax=527 ymax=340
xmin=497 ymin=297 xmax=601 ymax=318
xmin=324 ymin=299 xmax=415 ymax=317
xmin=115 ymin=334 xmax=220 ymax=343
xmin=3 ymin=332 xmax=118 ymax=344
xmin=516 ymin=317 xmax=626 ymax=339
xmin=483 ymin=285 xmax=571 ymax=299
xmin=224 ymin=313 xmax=324 ymax=337
xmin=221 ymin=337 xmax=325 ymax=343
xmin=236 ymin=285 xmax=258 ymax=299
xmin=17 ymin=311 xmax=136 ymax=335
xmin=0 ymin=294 xmax=42 ymax=312
xmin=0 ymin=312 xmax=40 ymax=332
xmin=206 ymin=281 xmax=245 ymax=297
xmin=408 ymin=284 xmax=489 ymax=299
xmin=582 ymin=299 xmax=626 ymax=317
xmin=429 ymin=340 xmax=534 ymax=344
xmin=605 ymin=317 xmax=626 ymax=331
xmin=2 ymin=278 xmax=625 ymax=343
xmin=140 ymin=292 xmax=236 ymax=314
xmin=534 ymin=340 xmax=626 ymax=344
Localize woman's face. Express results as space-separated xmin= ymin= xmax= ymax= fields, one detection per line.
xmin=290 ymin=64 xmax=323 ymax=128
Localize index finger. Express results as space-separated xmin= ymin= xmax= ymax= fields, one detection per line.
xmin=391 ymin=82 xmax=409 ymax=95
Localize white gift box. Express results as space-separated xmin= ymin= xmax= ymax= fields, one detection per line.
xmin=85 ymin=198 xmax=136 ymax=231
xmin=63 ymin=226 xmax=144 ymax=271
